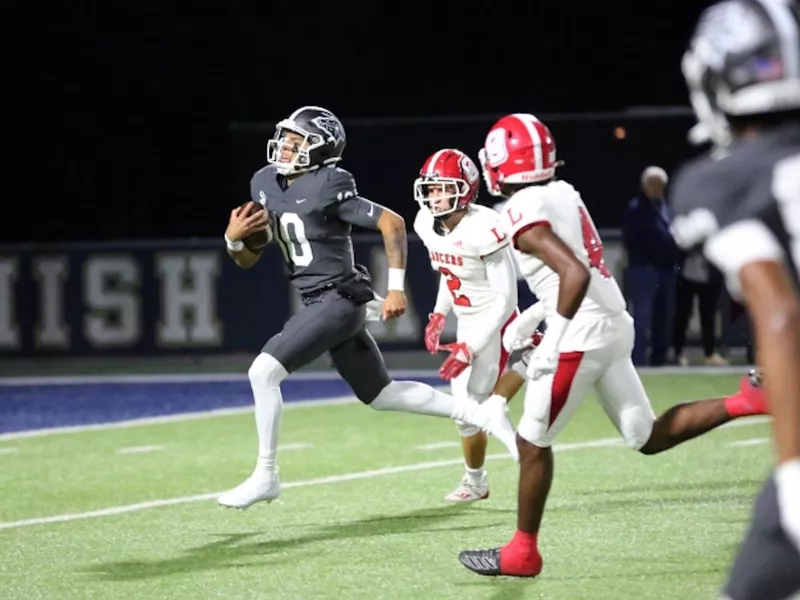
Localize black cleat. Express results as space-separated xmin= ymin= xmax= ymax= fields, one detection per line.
xmin=459 ymin=548 xmax=502 ymax=576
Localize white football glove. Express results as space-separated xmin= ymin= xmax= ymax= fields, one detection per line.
xmin=365 ymin=293 xmax=384 ymax=322
xmin=525 ymin=336 xmax=560 ymax=381
xmin=524 ymin=312 xmax=570 ymax=381
xmin=775 ymin=459 xmax=800 ymax=553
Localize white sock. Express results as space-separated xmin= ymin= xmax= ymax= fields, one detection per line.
xmin=247 ymin=353 xmax=288 ymax=475
xmin=370 ymin=380 xmax=487 ymax=428
xmin=465 ymin=464 xmax=486 ymax=483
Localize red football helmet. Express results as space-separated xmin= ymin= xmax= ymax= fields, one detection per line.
xmin=414 ymin=148 xmax=480 ymax=217
xmin=478 ymin=113 xmax=562 ymax=197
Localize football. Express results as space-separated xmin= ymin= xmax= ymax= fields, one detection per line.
xmin=241 ymin=201 xmax=272 ymax=251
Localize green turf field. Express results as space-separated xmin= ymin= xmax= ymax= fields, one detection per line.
xmin=0 ymin=373 xmax=774 ymax=599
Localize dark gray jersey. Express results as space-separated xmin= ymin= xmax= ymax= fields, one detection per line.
xmin=250 ymin=164 xmax=385 ymax=294
xmin=670 ymin=124 xmax=800 ymax=297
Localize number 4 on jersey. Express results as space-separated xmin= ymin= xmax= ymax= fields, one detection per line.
xmin=578 ymin=206 xmax=611 ymax=279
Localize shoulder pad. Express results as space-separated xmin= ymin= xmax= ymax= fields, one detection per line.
xmin=323 ymin=167 xmax=359 ymax=203
xmin=466 ymin=206 xmax=509 ymax=256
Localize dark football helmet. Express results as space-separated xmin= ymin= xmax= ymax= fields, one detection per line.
xmin=682 ymin=0 xmax=800 ymax=149
xmin=266 ymin=106 xmax=347 ymax=175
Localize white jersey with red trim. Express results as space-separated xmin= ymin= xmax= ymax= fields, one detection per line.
xmin=414 ymin=204 xmax=510 ymax=317
xmin=500 ymin=180 xmax=628 ymax=351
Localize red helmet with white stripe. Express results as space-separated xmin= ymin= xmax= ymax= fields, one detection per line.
xmin=414 ymin=148 xmax=481 ymax=217
xmin=478 ymin=113 xmax=562 ymax=197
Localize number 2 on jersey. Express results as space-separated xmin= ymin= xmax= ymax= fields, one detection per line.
xmin=578 ymin=206 xmax=611 ymax=278
xmin=439 ymin=267 xmax=472 ymax=307
xmin=275 ymin=212 xmax=313 ymax=267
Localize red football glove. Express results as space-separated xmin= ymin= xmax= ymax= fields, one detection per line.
xmin=424 ymin=312 xmax=447 ymax=354
xmin=439 ymin=342 xmax=473 ymax=381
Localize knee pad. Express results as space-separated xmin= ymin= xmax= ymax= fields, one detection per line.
xmin=620 ymin=406 xmax=655 ymax=450
xmin=248 ymin=353 xmax=288 ymax=388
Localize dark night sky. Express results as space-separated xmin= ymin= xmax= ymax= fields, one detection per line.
xmin=28 ymin=1 xmax=708 ymax=244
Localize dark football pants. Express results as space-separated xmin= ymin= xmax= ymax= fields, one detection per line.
xmin=262 ymin=289 xmax=391 ymax=404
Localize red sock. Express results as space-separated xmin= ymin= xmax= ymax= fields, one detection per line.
xmin=499 ymin=530 xmax=542 ymax=576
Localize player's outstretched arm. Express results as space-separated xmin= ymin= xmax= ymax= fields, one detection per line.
xmin=324 ymin=172 xmax=408 ymax=320
xmin=740 ymin=259 xmax=800 ymax=551
xmin=703 ymin=220 xmax=800 ymax=468
xmin=739 ymin=261 xmax=800 ymax=465
xmin=704 ymin=216 xmax=800 ymax=551
xmin=516 ymin=225 xmax=589 ymax=319
xmin=376 ymin=208 xmax=409 ymax=320
xmin=376 ymin=208 xmax=407 ymax=275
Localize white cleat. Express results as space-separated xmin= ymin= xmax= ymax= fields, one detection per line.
xmin=444 ymin=474 xmax=490 ymax=503
xmin=217 ymin=470 xmax=281 ymax=510
xmin=480 ymin=395 xmax=519 ymax=462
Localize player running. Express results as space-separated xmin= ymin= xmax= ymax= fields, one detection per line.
xmin=670 ymin=1 xmax=800 ymax=596
xmin=457 ymin=113 xmax=769 ymax=578
xmin=217 ymin=106 xmax=517 ymax=510
xmin=413 ymin=148 xmax=519 ymax=502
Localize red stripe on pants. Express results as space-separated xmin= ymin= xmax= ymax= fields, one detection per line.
xmin=495 ymin=309 xmax=520 ymax=385
xmin=549 ymin=351 xmax=584 ymax=427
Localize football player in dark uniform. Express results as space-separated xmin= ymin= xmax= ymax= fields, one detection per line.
xmin=218 ymin=106 xmax=518 ymax=510
xmin=669 ymin=2 xmax=800 ymax=598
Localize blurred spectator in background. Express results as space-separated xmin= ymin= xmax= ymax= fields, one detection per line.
xmin=622 ymin=166 xmax=680 ymax=366
xmin=671 ymin=249 xmax=728 ymax=366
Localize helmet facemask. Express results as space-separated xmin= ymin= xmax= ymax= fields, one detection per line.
xmin=683 ymin=45 xmax=734 ymax=149
xmin=414 ymin=177 xmax=471 ymax=218
xmin=267 ymin=121 xmax=326 ymax=175
xmin=478 ymin=148 xmax=503 ymax=197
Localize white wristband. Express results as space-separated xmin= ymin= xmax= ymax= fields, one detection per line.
xmin=225 ymin=234 xmax=244 ymax=252
xmin=387 ymin=268 xmax=405 ymax=292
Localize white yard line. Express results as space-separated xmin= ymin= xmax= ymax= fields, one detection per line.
xmin=277 ymin=442 xmax=313 ymax=451
xmin=416 ymin=441 xmax=462 ymax=451
xmin=0 ymin=417 xmax=773 ymax=531
xmin=721 ymin=416 xmax=770 ymax=428
xmin=0 ymin=437 xmax=624 ymax=531
xmin=117 ymin=445 xmax=164 ymax=455
xmin=727 ymin=438 xmax=770 ymax=447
